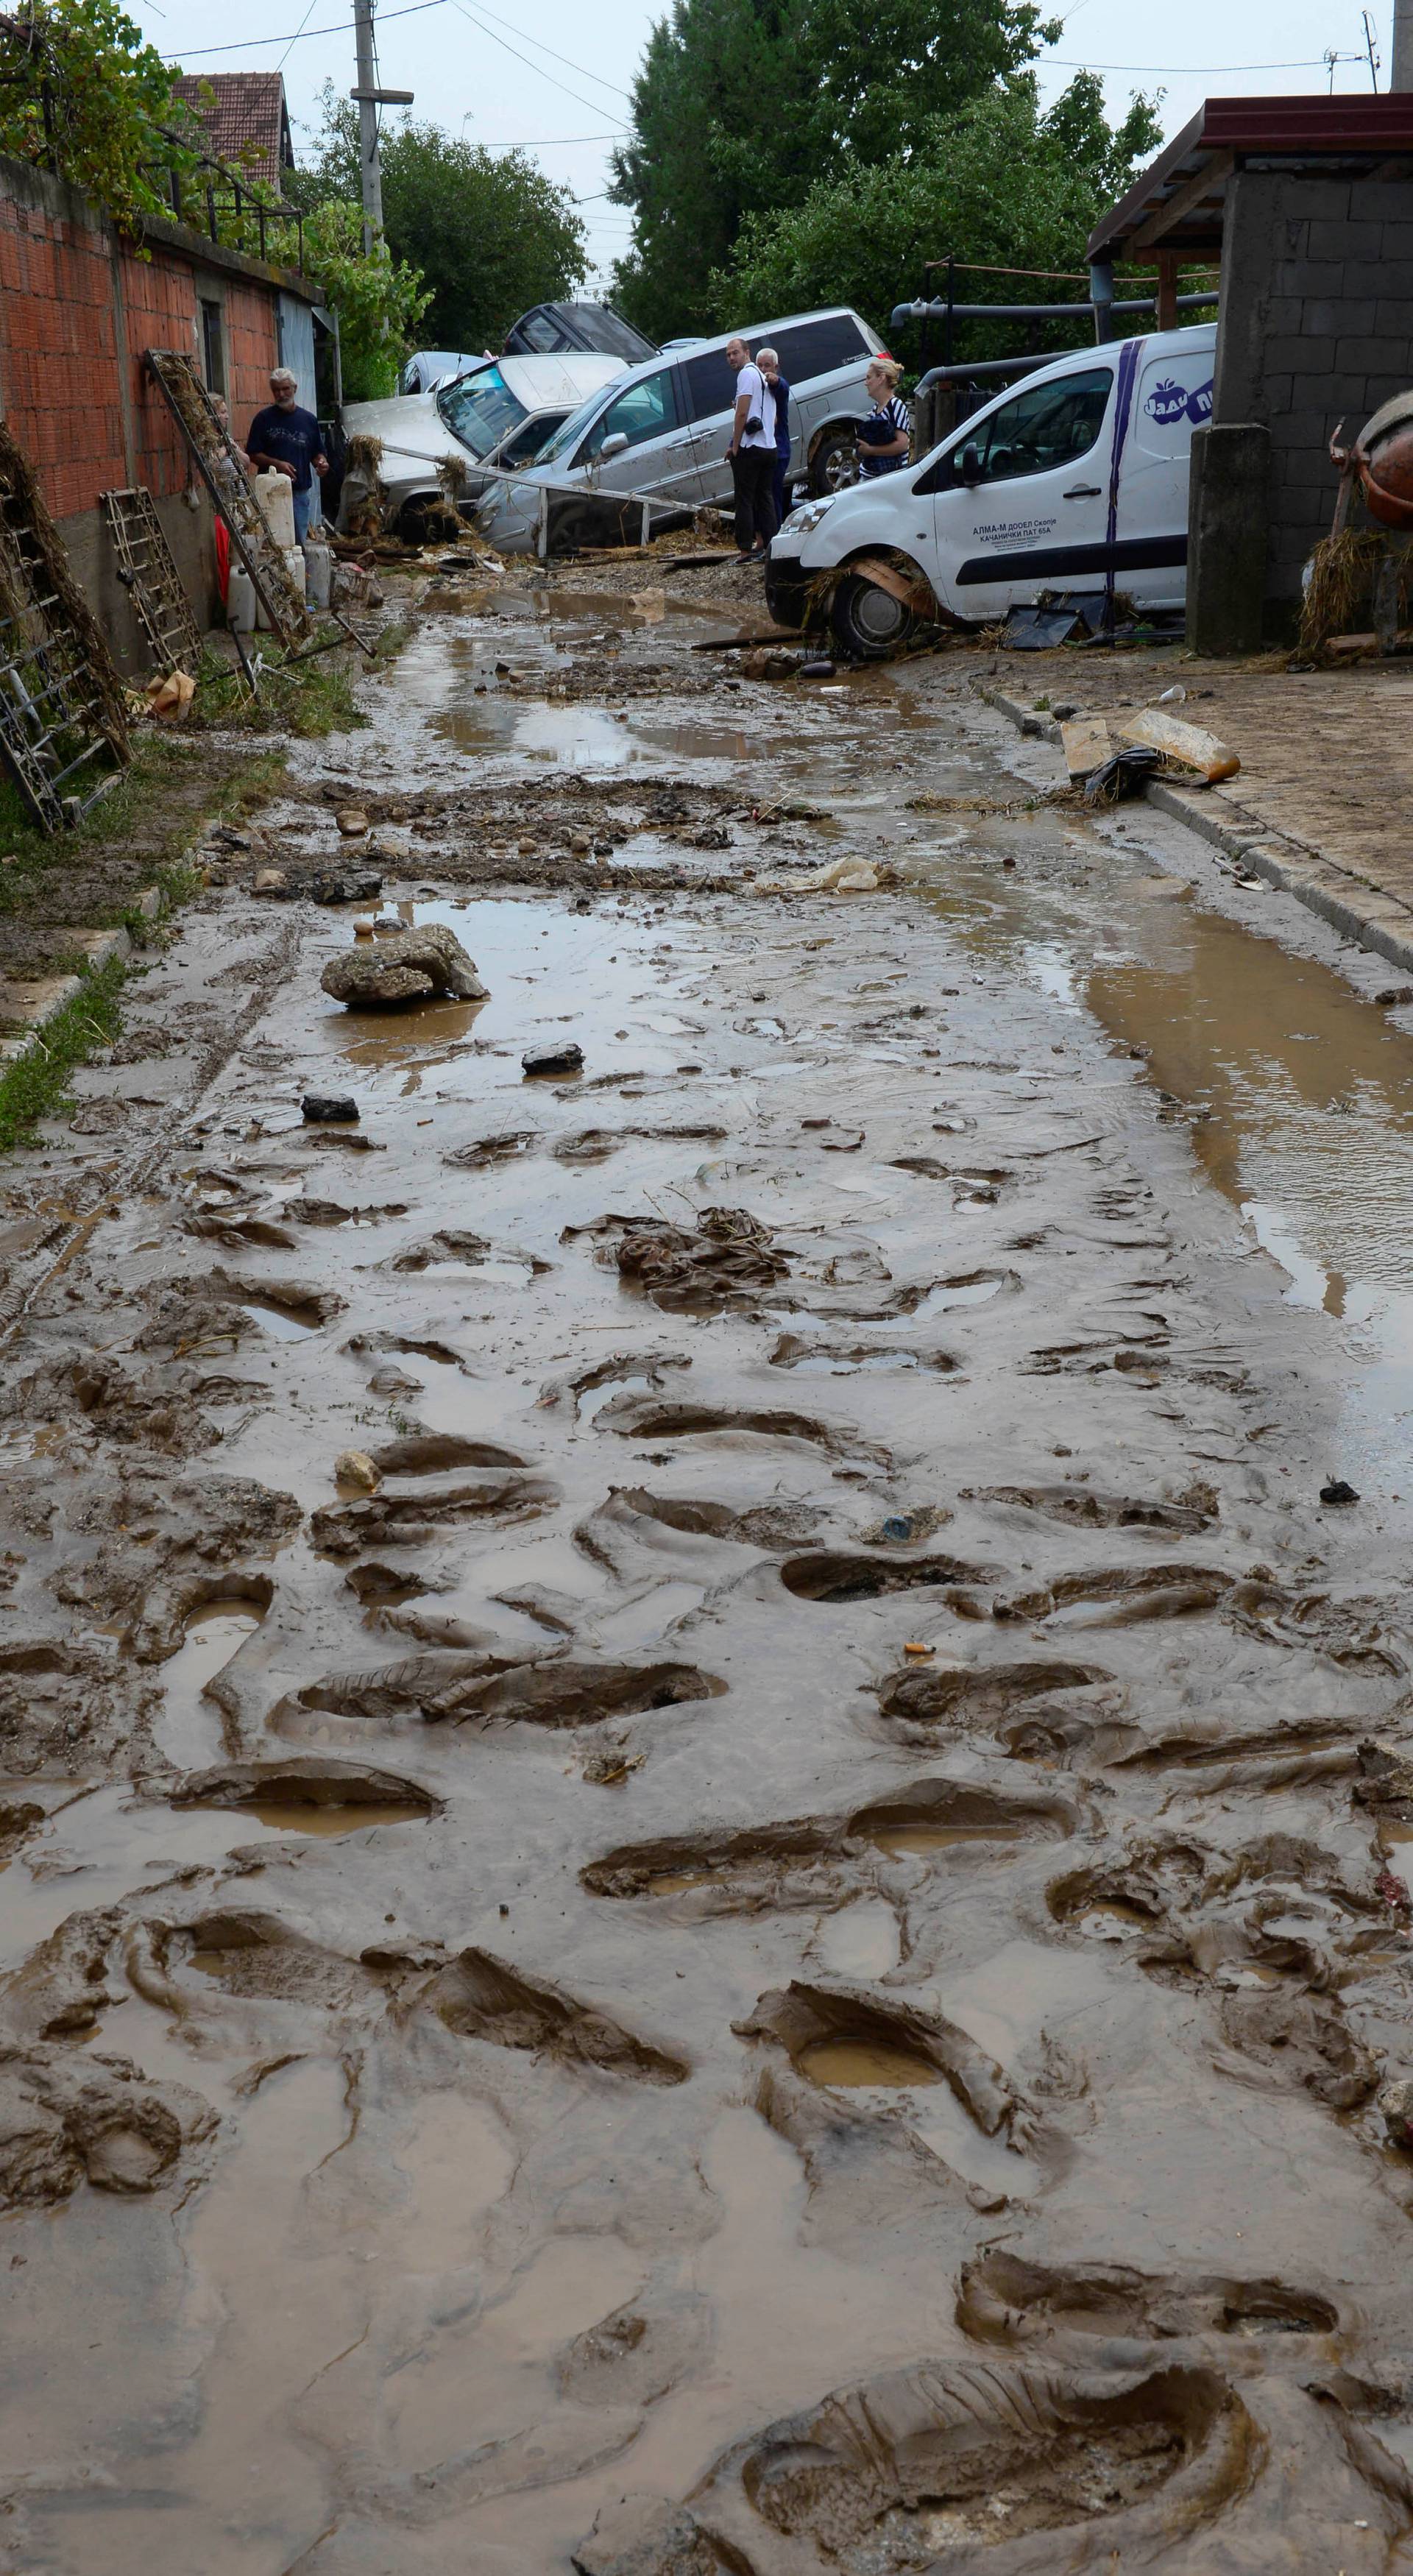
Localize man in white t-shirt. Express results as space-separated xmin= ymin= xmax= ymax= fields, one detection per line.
xmin=724 ymin=334 xmax=778 ymax=562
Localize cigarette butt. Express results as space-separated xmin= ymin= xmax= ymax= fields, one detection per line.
xmin=904 ymin=1641 xmax=934 ymax=1658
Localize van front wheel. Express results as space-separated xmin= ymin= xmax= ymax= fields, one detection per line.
xmin=829 ymin=570 xmax=917 ymax=660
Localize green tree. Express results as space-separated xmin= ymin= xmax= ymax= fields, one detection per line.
xmin=0 ymin=0 xmax=198 ymax=235
xmin=300 ymin=202 xmax=431 ymax=399
xmin=711 ymin=76 xmax=1163 ymax=355
xmin=292 ymin=87 xmax=587 ymax=353
xmin=608 ymin=0 xmax=1062 ymax=338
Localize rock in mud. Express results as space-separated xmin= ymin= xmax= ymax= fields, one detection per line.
xmin=523 ymin=1040 xmax=584 ymax=1076
xmin=302 ymin=1093 xmax=359 ymax=1123
xmin=334 ymin=1448 xmax=381 ymax=1493
xmin=308 ymin=864 xmax=383 ymax=905
xmin=321 ymin=924 xmax=486 ymax=1008
xmin=335 ymin=807 xmax=369 ymax=835
xmin=1378 ymin=2077 xmax=1413 ymax=2148
xmin=573 ymin=2494 xmax=719 ymax=2576
xmin=593 ymin=1206 xmax=790 ymax=1310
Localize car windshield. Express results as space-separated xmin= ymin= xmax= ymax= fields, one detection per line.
xmin=436 ymin=364 xmax=528 ymax=459
xmin=531 ymin=375 xmax=628 ymax=467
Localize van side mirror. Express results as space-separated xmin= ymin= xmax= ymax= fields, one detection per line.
xmin=598 ymin=431 xmax=628 ymax=460
xmin=960 ymin=442 xmax=982 ymax=486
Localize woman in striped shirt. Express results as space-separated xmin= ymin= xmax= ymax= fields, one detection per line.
xmin=856 ymin=358 xmax=910 ymax=480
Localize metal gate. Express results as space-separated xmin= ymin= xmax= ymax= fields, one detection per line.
xmin=0 ymin=422 xmax=129 ymax=833
xmin=102 ymin=487 xmax=203 ymax=678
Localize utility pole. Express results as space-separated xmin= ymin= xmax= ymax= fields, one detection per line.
xmin=1392 ymin=0 xmax=1413 ymax=89
xmin=350 ymin=0 xmax=414 ymax=256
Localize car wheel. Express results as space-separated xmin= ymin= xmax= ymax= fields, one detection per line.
xmin=810 ymin=426 xmax=859 ymax=496
xmin=829 ymin=570 xmax=917 ymax=659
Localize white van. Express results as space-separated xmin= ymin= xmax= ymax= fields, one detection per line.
xmin=474 ymin=308 xmax=888 ymax=556
xmin=765 ymin=323 xmax=1215 ymax=655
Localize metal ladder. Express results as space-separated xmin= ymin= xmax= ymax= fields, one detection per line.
xmin=0 ymin=422 xmax=129 ymax=833
xmin=102 ymin=486 xmax=203 ymax=677
xmin=143 ymin=350 xmax=311 ymax=650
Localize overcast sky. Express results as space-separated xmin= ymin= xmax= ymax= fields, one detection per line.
xmin=134 ymin=0 xmax=1396 ymax=299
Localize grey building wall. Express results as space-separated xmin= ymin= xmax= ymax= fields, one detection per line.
xmin=1211 ymin=168 xmax=1413 ymax=624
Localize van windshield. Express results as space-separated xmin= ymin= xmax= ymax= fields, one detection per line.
xmin=531 ymin=376 xmax=628 ymax=467
xmin=436 ymin=365 xmax=528 ymax=459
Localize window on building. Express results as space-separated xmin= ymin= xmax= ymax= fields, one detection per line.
xmin=200 ymin=300 xmax=225 ymax=396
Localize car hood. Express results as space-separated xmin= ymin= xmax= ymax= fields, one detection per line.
xmin=341 ymin=391 xmax=460 ymax=477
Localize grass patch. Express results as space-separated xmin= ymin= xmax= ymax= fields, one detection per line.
xmin=0 ymin=955 xmax=127 ymax=1153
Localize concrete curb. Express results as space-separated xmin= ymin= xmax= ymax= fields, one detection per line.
xmin=974 ymin=678 xmax=1413 ymax=992
xmin=0 ymin=890 xmax=163 ymax=1066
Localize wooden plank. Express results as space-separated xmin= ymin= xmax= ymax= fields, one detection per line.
xmin=1060 ymin=715 xmax=1112 ymax=779
xmin=1113 ymin=708 xmax=1240 ymax=781
xmin=1130 ymin=150 xmax=1235 ymax=252
xmin=851 ymin=554 xmax=938 ymax=617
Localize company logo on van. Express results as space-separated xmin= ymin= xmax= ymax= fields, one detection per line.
xmin=1144 ymin=376 xmax=1214 ymax=427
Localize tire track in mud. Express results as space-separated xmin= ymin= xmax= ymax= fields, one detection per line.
xmin=4 ymin=595 xmax=1413 ymax=2573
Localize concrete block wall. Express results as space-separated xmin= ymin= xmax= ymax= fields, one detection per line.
xmin=1213 ymin=168 xmax=1413 ymax=623
xmin=0 ymin=153 xmax=303 ymax=670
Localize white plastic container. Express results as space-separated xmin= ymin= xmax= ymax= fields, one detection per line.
xmin=283 ymin=545 xmax=306 ymax=601
xmin=254 ymin=467 xmax=296 ymax=550
xmin=302 ymin=537 xmax=332 ymax=609
xmin=227 ymin=563 xmax=258 ymax=634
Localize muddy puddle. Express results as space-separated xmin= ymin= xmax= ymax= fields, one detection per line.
xmin=4 ymin=588 xmax=1413 ymax=2575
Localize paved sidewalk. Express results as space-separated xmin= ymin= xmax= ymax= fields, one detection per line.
xmin=975 ymin=646 xmax=1413 ymax=980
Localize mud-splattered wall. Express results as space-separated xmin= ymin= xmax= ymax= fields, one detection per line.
xmin=0 ymin=149 xmax=318 ymax=670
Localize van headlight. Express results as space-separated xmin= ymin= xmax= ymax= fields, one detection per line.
xmin=784 ymin=498 xmax=835 ymax=534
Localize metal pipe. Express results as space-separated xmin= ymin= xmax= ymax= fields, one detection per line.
xmin=889 ymin=291 xmax=1219 ymax=330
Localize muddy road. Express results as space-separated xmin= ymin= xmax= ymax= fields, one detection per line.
xmin=5 ymin=577 xmax=1413 ymax=2573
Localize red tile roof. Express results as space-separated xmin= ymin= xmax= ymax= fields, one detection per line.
xmin=170 ymin=72 xmax=294 ymax=179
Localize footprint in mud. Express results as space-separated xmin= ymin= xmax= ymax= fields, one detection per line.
xmin=603 ymin=2352 xmax=1251 ymax=2576
xmin=284 ymin=1650 xmax=726 ymax=1733
xmin=993 ymin=1562 xmax=1238 ymax=1627
xmin=769 ymin=1336 xmax=959 ymax=1376
xmin=594 ymin=1396 xmax=887 ymax=1464
xmin=735 ymin=1979 xmax=1025 ymax=2148
xmin=576 ymin=1487 xmax=831 ymax=1573
xmin=955 ymin=2250 xmax=1345 ymax=2353
xmin=442 ymin=1130 xmax=540 ymax=1169
xmin=345 ymin=1330 xmax=474 ymax=1373
xmin=552 ymin=1122 xmax=727 ymax=1163
xmin=776 ymin=1267 xmax=1021 ymax=1328
xmin=0 ymin=2043 xmax=216 ymax=2209
xmin=171 ymin=1755 xmax=439 ymax=1833
xmin=540 ymin=1348 xmax=692 ymax=1420
xmin=875 ymin=1656 xmax=1112 ymax=1744
xmin=973 ymin=1482 xmax=1217 ymax=1534
xmin=366 ymin=1433 xmax=528 ymax=1476
xmin=780 ymin=1549 xmax=996 ymax=1602
xmin=581 ymin=1777 xmax=1077 ymax=1915
xmin=411 ymin=1947 xmax=689 ymax=2084
xmin=150 ymin=1585 xmax=273 ymax=1768
xmin=309 ymin=1471 xmax=559 ymax=1555
xmin=201 ymin=1269 xmax=348 ymax=1331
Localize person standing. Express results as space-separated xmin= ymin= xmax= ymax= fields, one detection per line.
xmin=757 ymin=345 xmax=793 ymax=531
xmin=723 ymin=333 xmax=777 ymax=562
xmin=855 ymin=358 xmax=911 ymax=480
xmin=246 ymin=367 xmax=328 ymax=541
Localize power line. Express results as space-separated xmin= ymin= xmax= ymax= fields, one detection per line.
xmin=445 ymin=0 xmax=624 ymax=117
xmin=169 ymin=0 xmax=446 ymax=57
xmin=484 ymin=131 xmax=627 ymax=146
xmin=453 ymin=0 xmax=631 ymax=99
xmin=1044 ymin=52 xmax=1348 ymax=71
xmin=276 ymin=0 xmax=320 ymax=71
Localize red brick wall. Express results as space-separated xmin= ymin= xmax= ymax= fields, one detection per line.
xmin=0 ymin=157 xmax=284 ymax=520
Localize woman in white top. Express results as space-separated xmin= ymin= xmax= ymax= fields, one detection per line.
xmin=724 ymin=333 xmax=779 ymax=562
xmin=856 ymin=358 xmax=911 ymax=480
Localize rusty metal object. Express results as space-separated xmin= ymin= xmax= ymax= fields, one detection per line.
xmin=1331 ymin=390 xmax=1413 ymax=530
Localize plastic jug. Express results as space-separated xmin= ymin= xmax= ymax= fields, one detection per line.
xmin=227 ymin=563 xmax=258 ymax=634
xmin=254 ymin=468 xmax=296 ymax=549
xmin=283 ymin=545 xmax=306 ymax=600
xmin=302 ymin=536 xmax=332 ymax=609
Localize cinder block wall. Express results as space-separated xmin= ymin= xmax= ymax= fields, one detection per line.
xmin=1214 ymin=168 xmax=1413 ymax=625
xmin=0 ymin=154 xmax=297 ymax=671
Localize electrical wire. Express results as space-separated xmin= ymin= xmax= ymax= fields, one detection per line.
xmin=444 ymin=0 xmax=625 ymax=118
xmin=450 ymin=0 xmax=631 ymax=99
xmin=276 ymin=0 xmax=319 ymax=71
xmin=170 ymin=0 xmax=447 ymax=59
xmin=1044 ymin=53 xmax=1348 ymax=72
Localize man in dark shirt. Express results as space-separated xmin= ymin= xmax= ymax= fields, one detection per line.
xmin=247 ymin=368 xmax=327 ymax=540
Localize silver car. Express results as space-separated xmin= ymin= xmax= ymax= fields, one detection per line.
xmin=338 ymin=353 xmax=625 ymax=542
xmin=473 ymin=308 xmax=888 ymax=554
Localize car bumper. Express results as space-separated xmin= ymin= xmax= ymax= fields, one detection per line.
xmin=764 ymin=546 xmax=810 ymax=630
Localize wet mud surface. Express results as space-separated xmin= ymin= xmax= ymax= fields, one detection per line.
xmin=5 ymin=586 xmax=1413 ymax=2571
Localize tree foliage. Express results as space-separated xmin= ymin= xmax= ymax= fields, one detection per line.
xmin=608 ymin=0 xmax=1063 ymax=338
xmin=299 ymin=202 xmax=431 ymax=400
xmin=0 ymin=0 xmax=197 ymax=236
xmin=292 ymin=87 xmax=586 ymax=355
xmin=711 ymin=76 xmax=1163 ymax=356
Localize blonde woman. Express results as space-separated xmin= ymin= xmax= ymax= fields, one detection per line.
xmin=856 ymin=358 xmax=910 ymax=480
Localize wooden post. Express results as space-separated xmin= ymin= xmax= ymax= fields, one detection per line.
xmin=1155 ymin=252 xmax=1180 ymax=333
